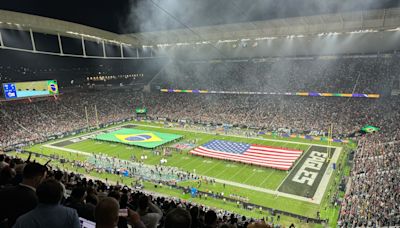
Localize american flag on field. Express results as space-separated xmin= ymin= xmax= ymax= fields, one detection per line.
xmin=190 ymin=140 xmax=303 ymax=171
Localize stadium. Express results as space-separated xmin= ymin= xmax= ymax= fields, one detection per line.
xmin=0 ymin=1 xmax=399 ymax=228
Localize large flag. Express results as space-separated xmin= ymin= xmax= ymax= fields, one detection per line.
xmin=361 ymin=125 xmax=380 ymax=133
xmin=95 ymin=128 xmax=182 ymax=149
xmin=190 ymin=140 xmax=303 ymax=170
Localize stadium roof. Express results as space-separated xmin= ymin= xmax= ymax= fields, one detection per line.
xmin=1 ymin=0 xmax=399 ymax=33
xmin=123 ymin=8 xmax=400 ymax=45
xmin=0 ymin=8 xmax=400 ymax=47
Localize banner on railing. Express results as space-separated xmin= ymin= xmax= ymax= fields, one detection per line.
xmin=160 ymin=89 xmax=380 ymax=98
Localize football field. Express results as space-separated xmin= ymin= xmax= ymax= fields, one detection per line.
xmin=23 ymin=121 xmax=350 ymax=227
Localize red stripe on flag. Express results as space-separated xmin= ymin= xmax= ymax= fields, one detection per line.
xmin=190 ymin=147 xmax=294 ymax=170
xmin=246 ymin=148 xmax=302 ymax=158
xmin=250 ymin=145 xmax=303 ymax=154
xmin=190 ymin=149 xmax=291 ymax=170
xmin=195 ymin=147 xmax=294 ymax=164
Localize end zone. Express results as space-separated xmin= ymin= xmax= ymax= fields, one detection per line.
xmin=277 ymin=145 xmax=341 ymax=204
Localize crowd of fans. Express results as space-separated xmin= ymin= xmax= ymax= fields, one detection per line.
xmin=1 ymin=56 xmax=399 ymax=148
xmin=338 ymin=132 xmax=400 ymax=227
xmin=0 ymin=55 xmax=399 ymax=226
xmin=1 ymin=90 xmax=399 ymax=148
xmin=155 ymin=56 xmax=399 ymax=94
xmin=0 ymin=154 xmax=282 ymax=228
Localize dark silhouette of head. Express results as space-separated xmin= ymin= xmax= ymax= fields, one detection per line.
xmin=165 ymin=207 xmax=192 ymax=228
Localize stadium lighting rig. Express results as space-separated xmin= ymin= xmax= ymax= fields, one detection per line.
xmin=150 ymin=28 xmax=384 ymax=49
xmin=348 ymin=29 xmax=379 ymax=34
xmin=386 ymin=27 xmax=400 ymax=31
xmin=66 ymin=31 xmax=131 ymax=46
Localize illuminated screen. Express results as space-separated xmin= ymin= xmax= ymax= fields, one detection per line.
xmin=2 ymin=80 xmax=59 ymax=100
xmin=135 ymin=108 xmax=147 ymax=114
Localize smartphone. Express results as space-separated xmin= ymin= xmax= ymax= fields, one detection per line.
xmin=118 ymin=209 xmax=128 ymax=217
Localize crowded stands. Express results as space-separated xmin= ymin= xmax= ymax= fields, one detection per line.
xmin=0 ymin=154 xmax=279 ymax=228
xmin=0 ymin=55 xmax=399 ymax=227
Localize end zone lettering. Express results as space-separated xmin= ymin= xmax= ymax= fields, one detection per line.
xmin=292 ymin=151 xmax=328 ymax=186
xmin=278 ymin=146 xmax=333 ymax=198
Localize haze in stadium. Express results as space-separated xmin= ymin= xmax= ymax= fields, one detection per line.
xmin=0 ymin=0 xmax=399 ymax=228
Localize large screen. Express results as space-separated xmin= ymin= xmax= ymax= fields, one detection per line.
xmin=135 ymin=108 xmax=147 ymax=114
xmin=2 ymin=80 xmax=59 ymax=100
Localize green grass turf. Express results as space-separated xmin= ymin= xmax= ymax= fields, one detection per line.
xmin=64 ymin=125 xmax=312 ymax=190
xmin=22 ymin=120 xmax=352 ymax=226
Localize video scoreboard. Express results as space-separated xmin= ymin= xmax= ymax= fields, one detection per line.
xmin=2 ymin=80 xmax=59 ymax=100
xmin=135 ymin=108 xmax=147 ymax=114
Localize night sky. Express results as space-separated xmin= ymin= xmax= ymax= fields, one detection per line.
xmin=0 ymin=0 xmax=399 ymax=34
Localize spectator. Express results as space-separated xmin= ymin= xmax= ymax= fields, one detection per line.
xmin=13 ymin=179 xmax=80 ymax=228
xmin=0 ymin=162 xmax=47 ymax=227
xmin=65 ymin=186 xmax=95 ymax=221
xmin=95 ymin=197 xmax=120 ymax=228
xmin=0 ymin=155 xmax=8 ymax=170
xmin=204 ymin=210 xmax=218 ymax=228
xmin=190 ymin=206 xmax=203 ymax=228
xmin=137 ymin=195 xmax=163 ymax=228
xmin=95 ymin=197 xmax=145 ymax=228
xmin=165 ymin=207 xmax=192 ymax=228
xmin=54 ymin=170 xmax=67 ymax=199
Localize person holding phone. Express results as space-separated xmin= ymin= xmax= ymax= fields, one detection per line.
xmin=95 ymin=197 xmax=145 ymax=228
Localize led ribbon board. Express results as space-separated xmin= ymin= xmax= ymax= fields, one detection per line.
xmin=160 ymin=89 xmax=380 ymax=98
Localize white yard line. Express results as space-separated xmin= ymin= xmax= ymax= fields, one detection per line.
xmin=312 ymin=147 xmax=342 ymax=204
xmin=178 ymin=156 xmax=202 ymax=169
xmin=44 ymin=144 xmax=92 ymax=156
xmin=242 ymin=169 xmax=260 ymax=184
xmin=258 ymin=169 xmax=276 ymax=187
xmin=200 ymin=160 xmax=223 ymax=175
xmin=213 ymin=177 xmax=317 ymax=203
xmin=225 ymin=164 xmax=248 ymax=180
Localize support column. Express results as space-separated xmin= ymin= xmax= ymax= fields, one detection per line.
xmin=120 ymin=43 xmax=124 ymax=58
xmin=81 ymin=36 xmax=86 ymax=57
xmin=29 ymin=29 xmax=36 ymax=52
xmin=102 ymin=40 xmax=106 ymax=58
xmin=57 ymin=33 xmax=64 ymax=55
xmin=0 ymin=31 xmax=4 ymax=47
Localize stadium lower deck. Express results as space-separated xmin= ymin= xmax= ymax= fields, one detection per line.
xmin=19 ymin=120 xmax=350 ymax=227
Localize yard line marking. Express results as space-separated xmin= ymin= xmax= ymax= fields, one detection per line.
xmin=179 ymin=156 xmax=203 ymax=170
xmin=259 ymin=169 xmax=276 ymax=187
xmin=202 ymin=160 xmax=224 ymax=176
xmin=242 ymin=169 xmax=259 ymax=184
xmin=220 ymin=163 xmax=247 ymax=180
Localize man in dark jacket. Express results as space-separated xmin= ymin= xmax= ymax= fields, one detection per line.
xmin=65 ymin=186 xmax=95 ymax=221
xmin=13 ymin=179 xmax=80 ymax=228
xmin=0 ymin=162 xmax=47 ymax=227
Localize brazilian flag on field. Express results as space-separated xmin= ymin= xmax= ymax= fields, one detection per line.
xmin=361 ymin=125 xmax=380 ymax=133
xmin=95 ymin=128 xmax=182 ymax=148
